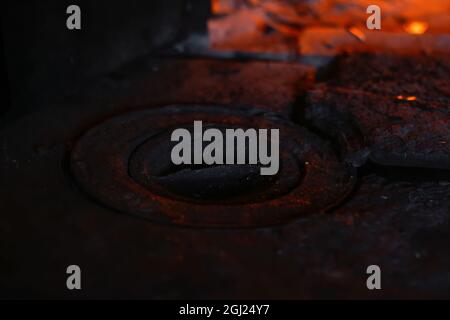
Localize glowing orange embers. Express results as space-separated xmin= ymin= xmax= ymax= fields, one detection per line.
xmin=348 ymin=27 xmax=366 ymax=41
xmin=396 ymin=95 xmax=417 ymax=101
xmin=403 ymin=21 xmax=429 ymax=35
xmin=208 ymin=1 xmax=448 ymax=57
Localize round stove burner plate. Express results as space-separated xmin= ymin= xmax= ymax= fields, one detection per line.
xmin=70 ymin=105 xmax=356 ymax=227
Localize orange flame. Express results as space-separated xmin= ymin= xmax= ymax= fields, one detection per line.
xmin=396 ymin=95 xmax=417 ymax=101
xmin=348 ymin=27 xmax=366 ymax=42
xmin=403 ymin=21 xmax=429 ymax=35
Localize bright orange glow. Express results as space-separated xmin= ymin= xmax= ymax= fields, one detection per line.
xmin=348 ymin=27 xmax=366 ymax=41
xmin=403 ymin=21 xmax=429 ymax=35
xmin=208 ymin=1 xmax=448 ymax=56
xmin=396 ymin=95 xmax=417 ymax=101
xmin=211 ymin=0 xmax=235 ymax=14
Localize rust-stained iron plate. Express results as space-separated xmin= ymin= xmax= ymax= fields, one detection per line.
xmin=306 ymin=53 xmax=450 ymax=169
xmin=71 ymin=105 xmax=356 ymax=227
xmin=307 ymin=87 xmax=450 ymax=169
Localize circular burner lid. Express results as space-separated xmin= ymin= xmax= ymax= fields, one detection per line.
xmin=70 ymin=105 xmax=356 ymax=227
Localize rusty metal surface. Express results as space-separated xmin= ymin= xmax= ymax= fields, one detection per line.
xmin=306 ymin=52 xmax=450 ymax=169
xmin=71 ymin=105 xmax=355 ymax=227
xmin=1 ymin=54 xmax=450 ymax=299
xmin=324 ymin=52 xmax=449 ymax=102
xmin=74 ymin=57 xmax=314 ymax=117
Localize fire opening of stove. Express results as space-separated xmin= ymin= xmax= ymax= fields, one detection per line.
xmin=173 ymin=0 xmax=449 ymax=63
